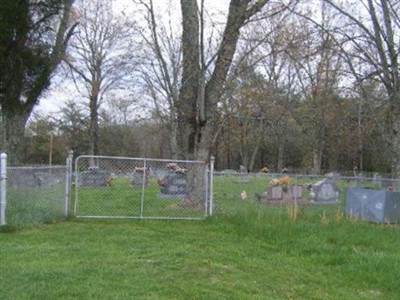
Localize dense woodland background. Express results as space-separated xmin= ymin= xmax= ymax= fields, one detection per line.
xmin=0 ymin=0 xmax=399 ymax=175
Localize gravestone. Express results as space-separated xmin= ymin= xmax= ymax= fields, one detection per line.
xmin=312 ymin=180 xmax=339 ymax=203
xmin=33 ymin=172 xmax=58 ymax=188
xmin=79 ymin=169 xmax=111 ymax=187
xmin=346 ymin=187 xmax=400 ymax=223
xmin=131 ymin=171 xmax=148 ymax=188
xmin=269 ymin=185 xmax=283 ymax=201
xmin=159 ymin=173 xmax=187 ymax=197
xmin=291 ymin=185 xmax=303 ymax=199
xmin=8 ymin=172 xmax=38 ymax=188
xmin=8 ymin=171 xmax=57 ymax=188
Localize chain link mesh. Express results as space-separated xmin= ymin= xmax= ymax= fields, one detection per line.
xmin=212 ymin=171 xmax=400 ymax=219
xmin=6 ymin=165 xmax=68 ymax=228
xmin=74 ymin=156 xmax=210 ymax=220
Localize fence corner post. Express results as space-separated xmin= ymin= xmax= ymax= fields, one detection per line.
xmin=209 ymin=156 xmax=215 ymax=216
xmin=64 ymin=150 xmax=73 ymax=218
xmin=1 ymin=153 xmax=7 ymax=226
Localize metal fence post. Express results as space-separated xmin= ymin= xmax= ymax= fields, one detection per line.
xmin=65 ymin=150 xmax=73 ymax=217
xmin=209 ymin=156 xmax=215 ymax=216
xmin=1 ymin=153 xmax=7 ymax=226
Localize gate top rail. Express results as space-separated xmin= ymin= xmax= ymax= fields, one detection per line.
xmin=75 ymin=155 xmax=206 ymax=165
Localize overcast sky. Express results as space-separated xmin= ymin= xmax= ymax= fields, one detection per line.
xmin=33 ymin=0 xmax=231 ymax=117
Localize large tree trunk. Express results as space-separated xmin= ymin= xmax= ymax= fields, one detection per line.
xmin=179 ymin=0 xmax=272 ymax=207
xmin=277 ymin=142 xmax=284 ymax=172
xmin=89 ymin=93 xmax=100 ymax=156
xmin=1 ymin=106 xmax=31 ymax=164
xmin=178 ymin=0 xmax=201 ymax=160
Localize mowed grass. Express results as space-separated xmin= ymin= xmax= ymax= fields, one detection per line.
xmin=1 ymin=203 xmax=400 ymax=300
xmin=1 ymin=175 xmax=400 ymax=299
xmin=75 ymin=177 xmax=207 ymax=219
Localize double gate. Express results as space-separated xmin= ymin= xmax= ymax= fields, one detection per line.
xmin=74 ymin=155 xmax=213 ymax=220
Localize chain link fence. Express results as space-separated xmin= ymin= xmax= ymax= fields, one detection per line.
xmin=74 ymin=155 xmax=212 ymax=220
xmin=2 ymin=150 xmax=398 ymax=227
xmin=212 ymin=170 xmax=400 ymax=223
xmin=0 ymin=152 xmax=73 ymax=229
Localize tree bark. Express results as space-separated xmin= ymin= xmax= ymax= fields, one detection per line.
xmin=178 ymin=0 xmax=275 ymax=206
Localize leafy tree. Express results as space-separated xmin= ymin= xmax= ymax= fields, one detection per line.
xmin=0 ymin=0 xmax=76 ymax=163
xmin=56 ymin=100 xmax=90 ymax=157
xmin=24 ymin=114 xmax=68 ymax=165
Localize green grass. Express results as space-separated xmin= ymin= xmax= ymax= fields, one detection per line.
xmin=5 ymin=183 xmax=66 ymax=228
xmin=1 ymin=204 xmax=400 ymax=300
xmin=75 ymin=177 xmax=206 ymax=219
xmin=1 ymin=174 xmax=399 ymax=299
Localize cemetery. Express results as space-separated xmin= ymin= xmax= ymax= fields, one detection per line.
xmin=2 ymin=1 xmax=400 ymax=299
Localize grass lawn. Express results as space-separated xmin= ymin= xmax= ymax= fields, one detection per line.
xmin=1 ymin=202 xmax=400 ymax=300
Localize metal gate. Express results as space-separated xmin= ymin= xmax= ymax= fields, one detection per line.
xmin=74 ymin=155 xmax=213 ymax=220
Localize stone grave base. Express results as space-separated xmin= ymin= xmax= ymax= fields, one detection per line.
xmin=256 ymin=193 xmax=309 ymax=205
xmin=157 ymin=193 xmax=186 ymax=199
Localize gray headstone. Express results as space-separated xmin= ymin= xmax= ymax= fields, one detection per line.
xmin=159 ymin=173 xmax=187 ymax=195
xmin=131 ymin=172 xmax=148 ymax=187
xmin=313 ymin=180 xmax=339 ymax=203
xmin=291 ymin=185 xmax=303 ymax=199
xmin=269 ymin=185 xmax=283 ymax=201
xmin=79 ymin=169 xmax=110 ymax=187
xmin=8 ymin=170 xmax=59 ymax=188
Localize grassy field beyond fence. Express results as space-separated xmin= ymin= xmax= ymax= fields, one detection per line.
xmin=1 ymin=202 xmax=400 ymax=299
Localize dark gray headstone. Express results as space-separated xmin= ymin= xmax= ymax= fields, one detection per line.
xmin=8 ymin=172 xmax=38 ymax=188
xmin=8 ymin=171 xmax=58 ymax=188
xmin=346 ymin=187 xmax=400 ymax=223
xmin=313 ymin=180 xmax=339 ymax=203
xmin=79 ymin=169 xmax=110 ymax=187
xmin=159 ymin=173 xmax=187 ymax=195
xmin=131 ymin=172 xmax=148 ymax=188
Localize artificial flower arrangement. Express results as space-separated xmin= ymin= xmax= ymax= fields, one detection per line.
xmin=270 ymin=176 xmax=292 ymax=191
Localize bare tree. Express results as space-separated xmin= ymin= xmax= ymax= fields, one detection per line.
xmin=132 ymin=0 xmax=182 ymax=158
xmin=322 ymin=0 xmax=400 ymax=174
xmin=64 ymin=0 xmax=134 ymax=156
xmin=282 ymin=2 xmax=346 ymax=174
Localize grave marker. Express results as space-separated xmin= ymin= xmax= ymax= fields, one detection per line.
xmin=313 ymin=180 xmax=339 ymax=203
xmin=79 ymin=169 xmax=111 ymax=187
xmin=269 ymin=185 xmax=283 ymax=201
xmin=159 ymin=173 xmax=187 ymax=197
